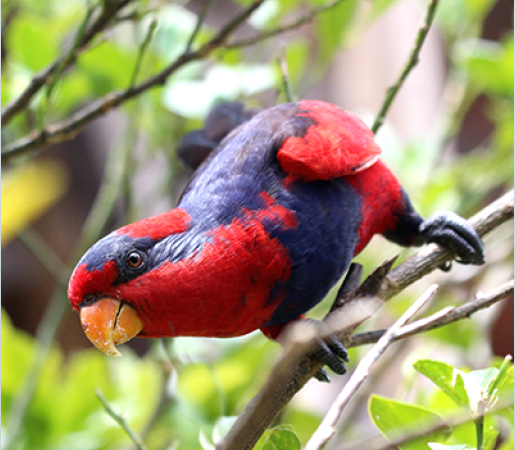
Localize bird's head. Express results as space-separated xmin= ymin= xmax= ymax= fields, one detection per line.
xmin=68 ymin=208 xmax=191 ymax=356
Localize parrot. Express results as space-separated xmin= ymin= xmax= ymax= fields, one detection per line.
xmin=68 ymin=100 xmax=485 ymax=380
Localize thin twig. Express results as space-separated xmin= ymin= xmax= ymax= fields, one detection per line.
xmin=277 ymin=50 xmax=296 ymax=103
xmin=371 ymin=0 xmax=439 ymax=134
xmin=348 ymin=280 xmax=514 ymax=348
xmin=39 ymin=1 xmax=96 ymax=131
xmin=96 ymin=389 xmax=150 ymax=450
xmin=129 ymin=17 xmax=158 ymax=88
xmin=305 ymin=285 xmax=439 ymax=450
xmin=1 ymin=0 xmax=265 ymax=161
xmin=1 ymin=0 xmax=135 ymax=127
xmin=185 ymin=0 xmax=217 ymax=53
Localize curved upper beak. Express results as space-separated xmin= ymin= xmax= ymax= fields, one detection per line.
xmin=80 ymin=298 xmax=143 ymax=356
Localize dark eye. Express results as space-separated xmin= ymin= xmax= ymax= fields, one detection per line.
xmin=126 ymin=250 xmax=145 ymax=270
xmin=81 ymin=294 xmax=96 ymax=306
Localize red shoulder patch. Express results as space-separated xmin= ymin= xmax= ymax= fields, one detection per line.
xmin=277 ymin=100 xmax=381 ymax=181
xmin=116 ymin=208 xmax=191 ymax=240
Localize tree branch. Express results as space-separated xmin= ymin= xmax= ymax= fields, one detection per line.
xmin=1 ymin=0 xmax=265 ymax=161
xmin=349 ymin=279 xmax=513 ymax=348
xmin=371 ymin=0 xmax=439 ymax=134
xmin=1 ymin=0 xmax=358 ymax=161
xmin=217 ymin=190 xmax=514 ymax=450
xmin=96 ymin=389 xmax=150 ymax=450
xmin=1 ymin=0 xmax=135 ymax=127
xmin=305 ymin=285 xmax=439 ymax=450
xmin=378 ymin=189 xmax=514 ymax=301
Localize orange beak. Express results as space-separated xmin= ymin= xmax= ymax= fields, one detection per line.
xmin=80 ymin=298 xmax=143 ymax=356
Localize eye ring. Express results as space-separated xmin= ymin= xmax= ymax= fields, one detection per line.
xmin=126 ymin=250 xmax=145 ymax=270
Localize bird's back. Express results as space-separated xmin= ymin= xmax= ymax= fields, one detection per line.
xmin=178 ymin=103 xmax=363 ymax=327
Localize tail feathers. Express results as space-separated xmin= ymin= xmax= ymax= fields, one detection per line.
xmin=178 ymin=102 xmax=261 ymax=169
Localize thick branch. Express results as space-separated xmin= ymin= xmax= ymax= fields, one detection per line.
xmin=218 ymin=190 xmax=514 ymax=450
xmin=378 ymin=189 xmax=514 ymax=300
xmin=1 ymin=0 xmax=135 ymax=126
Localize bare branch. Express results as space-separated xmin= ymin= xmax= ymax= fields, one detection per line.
xmin=1 ymin=0 xmax=352 ymax=159
xmin=349 ymin=279 xmax=514 ymax=348
xmin=371 ymin=0 xmax=439 ymax=134
xmin=1 ymin=0 xmax=265 ymax=161
xmin=378 ymin=189 xmax=514 ymax=301
xmin=1 ymin=0 xmax=135 ymax=126
xmin=185 ymin=0 xmax=217 ymax=53
xmin=96 ymin=389 xmax=150 ymax=450
xmin=218 ymin=190 xmax=514 ymax=450
xmin=277 ymin=49 xmax=296 ymax=103
xmin=305 ymin=285 xmax=439 ymax=450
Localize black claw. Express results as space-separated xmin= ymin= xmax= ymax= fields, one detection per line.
xmin=304 ymin=319 xmax=349 ymax=381
xmin=313 ymin=339 xmax=347 ymax=375
xmin=438 ymin=261 xmax=453 ymax=272
xmin=314 ymin=368 xmax=331 ymax=383
xmin=420 ymin=211 xmax=485 ymax=266
xmin=326 ymin=333 xmax=350 ymax=362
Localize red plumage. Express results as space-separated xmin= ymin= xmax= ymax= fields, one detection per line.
xmin=68 ymin=100 xmax=485 ymax=376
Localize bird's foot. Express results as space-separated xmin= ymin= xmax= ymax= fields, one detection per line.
xmin=304 ymin=319 xmax=349 ymax=382
xmin=418 ymin=211 xmax=485 ymax=270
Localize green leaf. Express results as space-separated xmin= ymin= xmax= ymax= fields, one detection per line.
xmin=260 ymin=426 xmax=301 ymax=450
xmin=484 ymin=426 xmax=500 ymax=450
xmin=487 ymin=356 xmax=514 ymax=400
xmin=367 ymin=0 xmax=402 ymax=23
xmin=414 ymin=360 xmax=470 ymax=408
xmin=369 ymin=395 xmax=451 ymax=450
xmin=282 ymin=409 xmax=321 ymax=444
xmin=498 ymin=433 xmax=514 ymax=450
xmin=450 ymin=414 xmax=498 ymax=449
xmin=463 ymin=0 xmax=496 ymax=21
xmin=428 ymin=444 xmax=468 ymax=450
xmin=460 ymin=368 xmax=498 ymax=413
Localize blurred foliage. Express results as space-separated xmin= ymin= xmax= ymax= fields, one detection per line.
xmin=1 ymin=0 xmax=513 ymax=449
xmin=1 ymin=160 xmax=68 ymax=246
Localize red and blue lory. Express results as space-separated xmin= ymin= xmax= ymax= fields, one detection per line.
xmin=68 ymin=101 xmax=484 ymax=378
